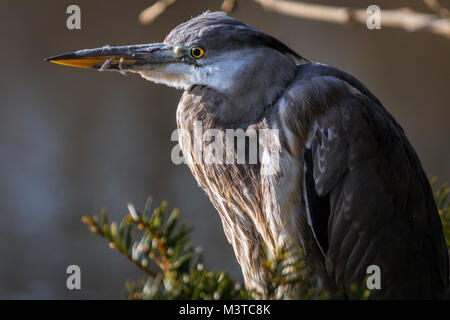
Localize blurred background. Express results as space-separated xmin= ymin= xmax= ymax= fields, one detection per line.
xmin=0 ymin=0 xmax=448 ymax=299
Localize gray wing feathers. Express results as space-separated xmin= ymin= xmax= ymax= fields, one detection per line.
xmin=300 ymin=64 xmax=448 ymax=298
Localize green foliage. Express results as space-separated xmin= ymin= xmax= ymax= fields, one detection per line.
xmin=83 ymin=180 xmax=450 ymax=300
xmin=82 ymin=198 xmax=248 ymax=299
xmin=255 ymin=246 xmax=323 ymax=299
xmin=432 ymin=178 xmax=450 ymax=246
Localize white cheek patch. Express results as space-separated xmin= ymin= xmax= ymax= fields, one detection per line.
xmin=133 ymin=63 xmax=212 ymax=91
xmin=137 ymin=70 xmax=188 ymax=89
xmin=130 ymin=50 xmax=254 ymax=92
xmin=133 ymin=63 xmax=194 ymax=90
xmin=199 ymin=51 xmax=254 ymax=92
xmin=199 ymin=63 xmax=236 ymax=92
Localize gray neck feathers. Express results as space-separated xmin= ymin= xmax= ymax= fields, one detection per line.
xmin=189 ymin=48 xmax=296 ymax=126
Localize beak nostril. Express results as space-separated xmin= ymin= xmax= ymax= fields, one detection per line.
xmin=148 ymin=46 xmax=161 ymax=53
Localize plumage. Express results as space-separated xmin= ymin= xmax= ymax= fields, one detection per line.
xmin=172 ymin=13 xmax=448 ymax=298
xmin=299 ymin=66 xmax=449 ymax=298
xmin=47 ymin=11 xmax=449 ymax=299
xmin=177 ymin=59 xmax=448 ymax=298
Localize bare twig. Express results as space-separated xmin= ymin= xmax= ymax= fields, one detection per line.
xmin=139 ymin=0 xmax=177 ymax=25
xmin=221 ymin=0 xmax=237 ymax=14
xmin=424 ymin=0 xmax=450 ymax=18
xmin=252 ymin=0 xmax=450 ymax=39
xmin=138 ymin=0 xmax=450 ymax=39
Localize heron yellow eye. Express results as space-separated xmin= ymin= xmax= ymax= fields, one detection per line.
xmin=190 ymin=46 xmax=205 ymax=59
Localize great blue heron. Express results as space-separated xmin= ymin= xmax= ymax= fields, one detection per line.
xmin=47 ymin=12 xmax=448 ymax=299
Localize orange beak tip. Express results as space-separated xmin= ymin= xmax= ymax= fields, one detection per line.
xmin=45 ymin=54 xmax=137 ymax=70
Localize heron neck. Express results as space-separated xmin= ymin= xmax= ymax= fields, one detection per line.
xmin=184 ymin=52 xmax=297 ymax=125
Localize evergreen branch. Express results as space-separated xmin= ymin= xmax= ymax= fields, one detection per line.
xmin=82 ymin=199 xmax=249 ymax=299
xmin=81 ymin=214 xmax=158 ymax=278
xmin=82 ymin=178 xmax=449 ymax=299
xmin=432 ymin=177 xmax=450 ymax=246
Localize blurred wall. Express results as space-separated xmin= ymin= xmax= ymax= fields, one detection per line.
xmin=0 ymin=0 xmax=448 ymax=298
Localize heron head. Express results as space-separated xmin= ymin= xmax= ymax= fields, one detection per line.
xmin=46 ymin=12 xmax=301 ymax=95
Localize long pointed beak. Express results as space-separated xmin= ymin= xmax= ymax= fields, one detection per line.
xmin=45 ymin=43 xmax=180 ymax=71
